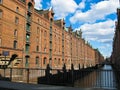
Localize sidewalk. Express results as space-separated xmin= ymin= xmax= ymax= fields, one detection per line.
xmin=0 ymin=81 xmax=116 ymax=90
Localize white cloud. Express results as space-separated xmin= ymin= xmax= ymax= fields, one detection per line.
xmin=33 ymin=0 xmax=118 ymax=57
xmin=99 ymin=44 xmax=112 ymax=57
xmin=70 ymin=0 xmax=119 ymax=23
xmin=34 ymin=0 xmax=42 ymax=10
xmin=51 ymin=0 xmax=78 ymax=19
xmin=76 ymin=19 xmax=115 ymax=43
xmin=78 ymin=0 xmax=86 ymax=9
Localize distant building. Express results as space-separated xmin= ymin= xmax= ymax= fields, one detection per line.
xmin=111 ymin=8 xmax=120 ymax=68
xmin=0 ymin=0 xmax=104 ymax=69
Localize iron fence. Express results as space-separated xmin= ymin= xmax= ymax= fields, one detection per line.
xmin=0 ymin=67 xmax=118 ymax=89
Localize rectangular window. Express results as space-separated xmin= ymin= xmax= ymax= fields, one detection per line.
xmin=15 ymin=17 xmax=19 ymax=24
xmin=36 ymin=57 xmax=39 ymax=64
xmin=14 ymin=29 xmax=17 ymax=37
xmin=13 ymin=41 xmax=17 ymax=49
xmin=16 ymin=7 xmax=19 ymax=13
xmin=43 ymin=58 xmax=46 ymax=65
xmin=25 ymin=44 xmax=29 ymax=53
xmin=36 ymin=46 xmax=39 ymax=52
xmin=0 ymin=11 xmax=2 ymax=18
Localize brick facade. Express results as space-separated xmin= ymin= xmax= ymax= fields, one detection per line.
xmin=111 ymin=8 xmax=120 ymax=68
xmin=0 ymin=0 xmax=104 ymax=69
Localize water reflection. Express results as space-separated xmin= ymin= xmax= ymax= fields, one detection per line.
xmin=74 ymin=70 xmax=97 ymax=88
xmin=74 ymin=65 xmax=116 ymax=89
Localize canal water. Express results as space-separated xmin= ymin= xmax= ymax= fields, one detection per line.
xmin=74 ymin=65 xmax=117 ymax=89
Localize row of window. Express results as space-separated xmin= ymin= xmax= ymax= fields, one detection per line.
xmin=25 ymin=58 xmax=71 ymax=67
xmin=25 ymin=57 xmax=67 ymax=67
xmin=0 ymin=9 xmax=19 ymax=24
xmin=25 ymin=57 xmax=47 ymax=67
xmin=35 ymin=45 xmax=47 ymax=52
xmin=0 ymin=39 xmax=17 ymax=49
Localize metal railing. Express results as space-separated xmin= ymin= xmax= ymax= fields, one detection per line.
xmin=0 ymin=67 xmax=118 ymax=89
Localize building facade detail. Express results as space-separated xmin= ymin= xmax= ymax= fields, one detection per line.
xmin=111 ymin=8 xmax=120 ymax=68
xmin=0 ymin=0 xmax=104 ymax=69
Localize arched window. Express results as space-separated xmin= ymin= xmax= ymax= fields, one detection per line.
xmin=44 ymin=31 xmax=47 ymax=37
xmin=43 ymin=57 xmax=47 ymax=65
xmin=28 ymin=2 xmax=33 ymax=12
xmin=38 ymin=18 xmax=39 ymax=23
xmin=14 ymin=29 xmax=17 ymax=37
xmin=58 ymin=58 xmax=60 ymax=65
xmin=15 ymin=17 xmax=19 ymax=24
xmin=13 ymin=40 xmax=17 ymax=49
xmin=36 ymin=45 xmax=39 ymax=51
xmin=16 ymin=7 xmax=19 ymax=13
xmin=36 ymin=56 xmax=39 ymax=65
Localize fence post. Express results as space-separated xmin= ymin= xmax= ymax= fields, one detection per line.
xmin=3 ymin=68 xmax=5 ymax=78
xmin=10 ymin=68 xmax=12 ymax=81
xmin=71 ymin=64 xmax=74 ymax=86
xmin=45 ymin=64 xmax=51 ymax=84
xmin=27 ymin=68 xmax=29 ymax=83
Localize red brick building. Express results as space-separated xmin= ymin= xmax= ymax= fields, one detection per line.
xmin=0 ymin=0 xmax=104 ymax=69
xmin=111 ymin=8 xmax=120 ymax=68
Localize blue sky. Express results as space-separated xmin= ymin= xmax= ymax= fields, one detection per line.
xmin=34 ymin=0 xmax=119 ymax=58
